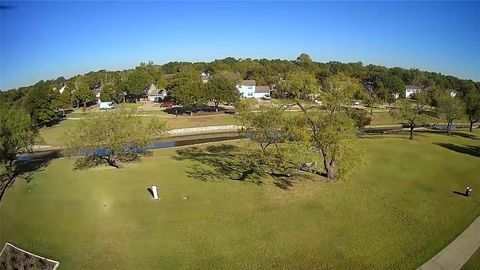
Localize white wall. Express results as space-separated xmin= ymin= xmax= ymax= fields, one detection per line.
xmin=236 ymin=85 xmax=256 ymax=98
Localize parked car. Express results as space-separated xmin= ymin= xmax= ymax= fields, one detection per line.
xmin=432 ymin=124 xmax=456 ymax=131
xmin=161 ymin=101 xmax=174 ymax=108
xmin=261 ymin=94 xmax=271 ymax=100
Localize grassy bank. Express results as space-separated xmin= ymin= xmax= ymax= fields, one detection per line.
xmin=1 ymin=130 xmax=479 ymax=269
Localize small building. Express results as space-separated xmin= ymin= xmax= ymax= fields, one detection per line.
xmin=447 ymin=89 xmax=459 ymax=97
xmin=405 ymin=85 xmax=422 ymax=98
xmin=146 ymin=84 xmax=167 ymax=102
xmin=255 ymin=86 xmax=271 ymax=99
xmin=236 ymin=80 xmax=256 ymax=98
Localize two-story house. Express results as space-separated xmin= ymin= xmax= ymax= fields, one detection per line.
xmin=405 ymin=85 xmax=422 ymax=98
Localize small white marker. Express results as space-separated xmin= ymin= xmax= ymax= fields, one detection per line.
xmin=151 ymin=185 xmax=159 ymax=200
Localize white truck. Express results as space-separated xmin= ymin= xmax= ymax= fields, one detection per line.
xmin=99 ymin=101 xmax=114 ymax=110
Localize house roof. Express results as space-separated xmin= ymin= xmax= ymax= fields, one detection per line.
xmin=255 ymin=86 xmax=271 ymax=94
xmin=148 ymin=86 xmax=167 ymax=96
xmin=405 ymin=85 xmax=422 ymax=90
xmin=147 ymin=84 xmax=159 ymax=95
xmin=241 ymin=80 xmax=256 ymax=86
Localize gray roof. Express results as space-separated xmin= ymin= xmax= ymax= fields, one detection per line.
xmin=447 ymin=88 xmax=458 ymax=93
xmin=255 ymin=86 xmax=271 ymax=94
xmin=241 ymin=80 xmax=256 ymax=86
xmin=147 ymin=84 xmax=159 ymax=95
xmin=147 ymin=84 xmax=167 ymax=96
xmin=405 ymin=85 xmax=422 ymax=90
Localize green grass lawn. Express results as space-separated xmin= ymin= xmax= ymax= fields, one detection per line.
xmin=1 ymin=130 xmax=479 ymax=269
xmin=463 ymin=247 xmax=480 ymax=269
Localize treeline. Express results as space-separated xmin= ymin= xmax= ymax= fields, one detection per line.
xmin=1 ymin=53 xmax=479 ymax=125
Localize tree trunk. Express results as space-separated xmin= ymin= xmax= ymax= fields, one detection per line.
xmin=0 ymin=159 xmax=16 ymax=203
xmin=447 ymin=122 xmax=451 ymax=136
xmin=322 ymin=152 xmax=338 ymax=180
xmin=370 ymin=106 xmax=373 ymax=115
xmin=470 ymin=121 xmax=473 ymax=132
xmin=409 ymin=126 xmax=414 ymax=140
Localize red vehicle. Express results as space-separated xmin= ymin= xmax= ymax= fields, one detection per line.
xmin=161 ymin=101 xmax=174 ymax=108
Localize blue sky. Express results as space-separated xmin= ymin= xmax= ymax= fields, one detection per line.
xmin=1 ymin=1 xmax=479 ymax=90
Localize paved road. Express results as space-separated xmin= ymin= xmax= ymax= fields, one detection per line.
xmin=418 ymin=216 xmax=480 ymax=270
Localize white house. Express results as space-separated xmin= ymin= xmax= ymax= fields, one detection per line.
xmin=146 ymin=84 xmax=167 ymax=102
xmin=236 ymin=80 xmax=256 ymax=98
xmin=405 ymin=85 xmax=422 ymax=98
xmin=255 ymin=86 xmax=271 ymax=99
xmin=236 ymin=80 xmax=271 ymax=99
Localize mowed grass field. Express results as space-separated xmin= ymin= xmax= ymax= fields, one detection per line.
xmin=1 ymin=130 xmax=479 ymax=269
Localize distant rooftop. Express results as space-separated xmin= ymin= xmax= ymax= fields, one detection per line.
xmin=255 ymin=86 xmax=271 ymax=93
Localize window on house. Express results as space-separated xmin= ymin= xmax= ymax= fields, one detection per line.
xmin=248 ymin=86 xmax=252 ymax=89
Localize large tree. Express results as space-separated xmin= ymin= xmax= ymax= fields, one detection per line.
xmin=283 ymin=72 xmax=363 ymax=180
xmin=279 ymin=70 xmax=317 ymax=100
xmin=362 ymin=91 xmax=379 ymax=115
xmin=72 ymin=79 xmax=96 ymax=107
xmin=437 ymin=95 xmax=465 ymax=135
xmin=55 ymin=86 xmax=73 ymax=109
xmin=167 ymin=70 xmax=206 ymax=114
xmin=384 ymin=75 xmax=405 ymax=99
xmin=124 ymin=69 xmax=152 ymax=101
xmin=23 ymin=81 xmax=59 ymax=125
xmin=237 ymin=104 xmax=291 ymax=174
xmin=100 ymin=84 xmax=124 ymax=103
xmin=206 ymin=73 xmax=240 ymax=110
xmin=390 ymin=93 xmax=427 ymax=140
xmin=464 ymin=89 xmax=480 ymax=132
xmin=65 ymin=109 xmax=165 ymax=169
xmin=0 ymin=106 xmax=37 ymax=200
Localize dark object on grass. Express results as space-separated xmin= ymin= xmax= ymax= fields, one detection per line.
xmin=299 ymin=162 xmax=317 ymax=172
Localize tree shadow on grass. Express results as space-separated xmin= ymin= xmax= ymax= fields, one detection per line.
xmin=434 ymin=143 xmax=480 ymax=158
xmin=0 ymin=158 xmax=52 ymax=203
xmin=173 ymin=144 xmax=265 ymax=184
xmin=73 ymin=151 xmax=153 ymax=170
xmin=451 ymin=131 xmax=480 ymax=141
xmin=173 ymin=144 xmax=321 ymax=190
